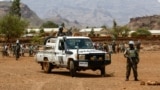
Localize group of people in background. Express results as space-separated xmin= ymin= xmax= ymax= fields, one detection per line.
xmin=93 ymin=40 xmax=141 ymax=54
xmin=1 ymin=41 xmax=38 ymax=59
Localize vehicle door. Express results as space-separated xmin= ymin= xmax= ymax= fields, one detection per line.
xmin=54 ymin=39 xmax=67 ymax=66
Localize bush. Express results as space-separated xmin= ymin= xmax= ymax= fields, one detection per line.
xmin=131 ymin=28 xmax=151 ymax=37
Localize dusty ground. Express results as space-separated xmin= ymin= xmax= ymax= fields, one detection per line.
xmin=0 ymin=50 xmax=160 ymax=90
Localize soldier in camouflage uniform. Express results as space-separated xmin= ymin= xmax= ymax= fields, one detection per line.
xmin=124 ymin=41 xmax=139 ymax=81
xmin=15 ymin=40 xmax=21 ymax=60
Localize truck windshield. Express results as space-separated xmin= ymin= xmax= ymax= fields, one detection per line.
xmin=66 ymin=38 xmax=94 ymax=49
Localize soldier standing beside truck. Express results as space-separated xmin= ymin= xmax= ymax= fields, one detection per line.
xmin=124 ymin=41 xmax=139 ymax=81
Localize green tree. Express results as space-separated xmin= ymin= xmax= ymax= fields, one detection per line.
xmin=0 ymin=14 xmax=28 ymax=42
xmin=113 ymin=19 xmax=117 ymax=29
xmin=24 ymin=30 xmax=28 ymax=34
xmin=131 ymin=28 xmax=151 ymax=37
xmin=39 ymin=28 xmax=45 ymax=37
xmin=131 ymin=32 xmax=137 ymax=37
xmin=31 ymin=35 xmax=42 ymax=44
xmin=110 ymin=29 xmax=118 ymax=39
xmin=39 ymin=28 xmax=44 ymax=33
xmin=120 ymin=26 xmax=130 ymax=37
xmin=111 ymin=19 xmax=119 ymax=39
xmin=10 ymin=0 xmax=21 ymax=18
xmin=41 ymin=21 xmax=58 ymax=28
xmin=101 ymin=25 xmax=108 ymax=29
xmin=89 ymin=28 xmax=95 ymax=37
xmin=111 ymin=19 xmax=130 ymax=38
xmin=29 ymin=29 xmax=36 ymax=34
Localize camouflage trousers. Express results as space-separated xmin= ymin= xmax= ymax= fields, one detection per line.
xmin=15 ymin=50 xmax=20 ymax=60
xmin=126 ymin=57 xmax=138 ymax=79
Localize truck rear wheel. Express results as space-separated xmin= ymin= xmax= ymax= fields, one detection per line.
xmin=100 ymin=66 xmax=106 ymax=77
xmin=70 ymin=60 xmax=76 ymax=77
xmin=43 ymin=62 xmax=52 ymax=73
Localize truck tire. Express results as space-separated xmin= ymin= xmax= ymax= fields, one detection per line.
xmin=43 ymin=62 xmax=52 ymax=73
xmin=100 ymin=66 xmax=106 ymax=77
xmin=70 ymin=60 xmax=76 ymax=77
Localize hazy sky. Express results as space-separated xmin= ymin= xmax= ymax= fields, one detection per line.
xmin=1 ymin=0 xmax=160 ymax=26
xmin=0 ymin=0 xmax=159 ymax=3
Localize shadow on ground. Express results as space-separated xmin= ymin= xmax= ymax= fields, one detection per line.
xmin=38 ymin=70 xmax=115 ymax=78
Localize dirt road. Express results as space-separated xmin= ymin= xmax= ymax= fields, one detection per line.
xmin=0 ymin=51 xmax=160 ymax=90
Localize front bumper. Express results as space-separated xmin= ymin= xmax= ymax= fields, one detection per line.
xmin=73 ymin=60 xmax=111 ymax=69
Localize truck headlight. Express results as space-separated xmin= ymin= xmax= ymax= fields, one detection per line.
xmin=79 ymin=55 xmax=85 ymax=60
xmin=90 ymin=56 xmax=96 ymax=61
xmin=98 ymin=57 xmax=103 ymax=61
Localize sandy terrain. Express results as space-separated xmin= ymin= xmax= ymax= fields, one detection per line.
xmin=0 ymin=50 xmax=160 ymax=90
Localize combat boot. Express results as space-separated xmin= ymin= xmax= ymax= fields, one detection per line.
xmin=134 ymin=77 xmax=139 ymax=81
xmin=125 ymin=76 xmax=129 ymax=81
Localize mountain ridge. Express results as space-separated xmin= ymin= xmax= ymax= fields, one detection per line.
xmin=0 ymin=1 xmax=43 ymax=27
xmin=1 ymin=0 xmax=160 ymax=29
xmin=128 ymin=15 xmax=160 ymax=30
xmin=21 ymin=0 xmax=160 ymax=27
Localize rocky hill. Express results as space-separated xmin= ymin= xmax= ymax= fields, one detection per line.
xmin=44 ymin=14 xmax=82 ymax=28
xmin=1 ymin=1 xmax=160 ymax=29
xmin=21 ymin=0 xmax=160 ymax=27
xmin=0 ymin=1 xmax=43 ymax=27
xmin=128 ymin=15 xmax=160 ymax=30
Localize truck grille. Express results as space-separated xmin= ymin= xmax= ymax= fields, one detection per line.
xmin=85 ymin=54 xmax=105 ymax=61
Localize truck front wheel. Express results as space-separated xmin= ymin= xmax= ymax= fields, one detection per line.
xmin=43 ymin=62 xmax=52 ymax=73
xmin=70 ymin=60 xmax=76 ymax=77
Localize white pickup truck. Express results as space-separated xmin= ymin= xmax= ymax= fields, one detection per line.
xmin=35 ymin=36 xmax=111 ymax=77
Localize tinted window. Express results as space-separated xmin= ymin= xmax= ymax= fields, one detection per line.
xmin=66 ymin=38 xmax=94 ymax=49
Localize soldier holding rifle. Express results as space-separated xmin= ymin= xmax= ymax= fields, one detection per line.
xmin=124 ymin=41 xmax=139 ymax=81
